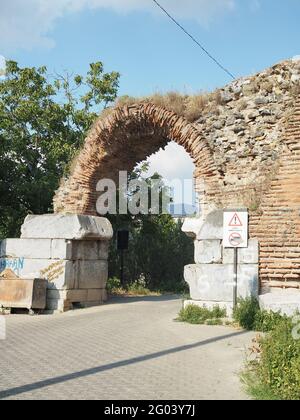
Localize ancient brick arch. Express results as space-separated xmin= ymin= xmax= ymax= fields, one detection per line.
xmin=53 ymin=59 xmax=300 ymax=291
xmin=53 ymin=103 xmax=221 ymax=215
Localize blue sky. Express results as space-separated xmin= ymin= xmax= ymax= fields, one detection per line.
xmin=1 ymin=0 xmax=300 ymax=191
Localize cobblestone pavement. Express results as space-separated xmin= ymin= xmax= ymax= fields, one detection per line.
xmin=0 ymin=296 xmax=254 ymax=400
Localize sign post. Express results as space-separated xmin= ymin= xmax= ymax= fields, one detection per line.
xmin=223 ymin=209 xmax=249 ymax=310
xmin=117 ymin=230 xmax=129 ymax=287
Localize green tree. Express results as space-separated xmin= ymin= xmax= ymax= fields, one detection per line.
xmin=107 ymin=166 xmax=194 ymax=292
xmin=0 ymin=60 xmax=120 ymax=238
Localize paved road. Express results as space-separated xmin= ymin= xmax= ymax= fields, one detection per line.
xmin=0 ymin=296 xmax=254 ymax=400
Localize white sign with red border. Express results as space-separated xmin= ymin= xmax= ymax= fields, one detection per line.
xmin=223 ymin=210 xmax=248 ymax=248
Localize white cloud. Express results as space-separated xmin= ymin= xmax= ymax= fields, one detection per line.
xmin=0 ymin=0 xmax=235 ymax=51
xmin=143 ymin=142 xmax=196 ymax=206
xmin=145 ymin=142 xmax=195 ymax=182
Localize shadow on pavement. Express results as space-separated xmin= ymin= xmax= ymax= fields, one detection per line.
xmin=0 ymin=329 xmax=247 ymax=399
xmin=106 ymin=294 xmax=181 ymax=305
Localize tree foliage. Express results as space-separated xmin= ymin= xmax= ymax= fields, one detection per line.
xmin=107 ymin=167 xmax=194 ymax=292
xmin=0 ymin=60 xmax=193 ymax=292
xmin=0 ymin=60 xmax=119 ymax=238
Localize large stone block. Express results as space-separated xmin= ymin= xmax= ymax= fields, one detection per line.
xmin=184 ymin=263 xmax=258 ymax=302
xmin=46 ymin=289 xmax=107 ymax=311
xmin=76 ymin=260 xmax=108 ymax=289
xmin=259 ymin=292 xmax=300 ymax=317
xmin=223 ymin=239 xmax=259 ymax=264
xmin=0 ymin=257 xmax=76 ymax=289
xmin=0 ymin=238 xmax=52 ymax=259
xmin=21 ymin=214 xmax=113 ymax=241
xmin=197 ymin=210 xmax=223 ymax=240
xmin=46 ymin=288 xmax=107 ymax=303
xmin=194 ymin=240 xmax=222 ymax=264
xmin=87 ymin=289 xmax=107 ymax=302
xmin=47 ymin=289 xmax=87 ymax=302
xmin=51 ymin=239 xmax=109 ymax=260
xmin=182 ymin=217 xmax=203 ymax=239
xmin=46 ymin=298 xmax=71 ymax=312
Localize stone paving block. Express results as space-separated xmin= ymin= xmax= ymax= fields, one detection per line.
xmin=0 ymin=297 xmax=254 ymax=400
xmin=184 ymin=263 xmax=258 ymax=302
xmin=194 ymin=240 xmax=222 ymax=264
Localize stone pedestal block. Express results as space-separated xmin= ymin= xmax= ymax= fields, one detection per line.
xmin=184 ymin=263 xmax=258 ymax=302
xmin=0 ymin=214 xmax=113 ymax=313
xmin=182 ymin=211 xmax=260 ymax=317
xmin=197 ymin=210 xmax=223 ymax=240
xmin=21 ymin=214 xmax=113 ymax=240
xmin=0 ymin=238 xmax=52 ymax=259
xmin=259 ymin=291 xmax=300 ymax=317
xmin=51 ymin=239 xmax=109 ymax=260
xmin=194 ymin=240 xmax=222 ymax=264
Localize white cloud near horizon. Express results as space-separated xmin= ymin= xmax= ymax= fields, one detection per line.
xmin=145 ymin=141 xmax=195 ymax=182
xmin=0 ymin=0 xmax=236 ymax=52
xmin=144 ymin=142 xmax=196 ymax=205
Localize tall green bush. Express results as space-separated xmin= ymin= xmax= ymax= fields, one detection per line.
xmin=252 ymin=319 xmax=300 ymax=400
xmin=233 ymin=297 xmax=288 ymax=332
xmin=233 ymin=297 xmax=260 ymax=330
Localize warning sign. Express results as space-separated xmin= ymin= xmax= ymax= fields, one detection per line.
xmin=223 ymin=210 xmax=248 ymax=248
xmin=229 ymin=212 xmax=243 ymax=227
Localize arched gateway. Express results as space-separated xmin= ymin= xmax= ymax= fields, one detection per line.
xmin=53 ymin=102 xmax=221 ymax=216
xmin=54 ymin=59 xmax=300 ymax=296
xmin=1 ymin=59 xmax=300 ymax=313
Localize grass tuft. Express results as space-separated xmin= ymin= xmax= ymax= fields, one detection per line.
xmin=177 ymin=304 xmax=226 ymax=325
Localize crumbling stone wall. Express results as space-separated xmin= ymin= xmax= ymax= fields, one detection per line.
xmin=54 ymin=59 xmax=300 ymax=290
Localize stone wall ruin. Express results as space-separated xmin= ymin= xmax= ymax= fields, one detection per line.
xmin=53 ymin=58 xmax=300 ymax=294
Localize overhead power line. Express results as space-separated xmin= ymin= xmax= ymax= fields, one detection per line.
xmin=152 ymin=0 xmax=235 ymax=80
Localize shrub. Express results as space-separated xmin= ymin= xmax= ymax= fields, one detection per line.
xmin=126 ymin=274 xmax=155 ymax=295
xmin=244 ymin=318 xmax=300 ymax=400
xmin=178 ymin=304 xmax=226 ymax=325
xmin=107 ymin=275 xmax=160 ymax=296
xmin=233 ymin=297 xmax=260 ymax=330
xmin=106 ymin=277 xmax=122 ymax=294
xmin=254 ymin=309 xmax=288 ymax=333
xmin=233 ymin=297 xmax=288 ymax=332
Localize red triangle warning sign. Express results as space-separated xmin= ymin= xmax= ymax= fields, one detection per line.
xmin=229 ymin=212 xmax=243 ymax=227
